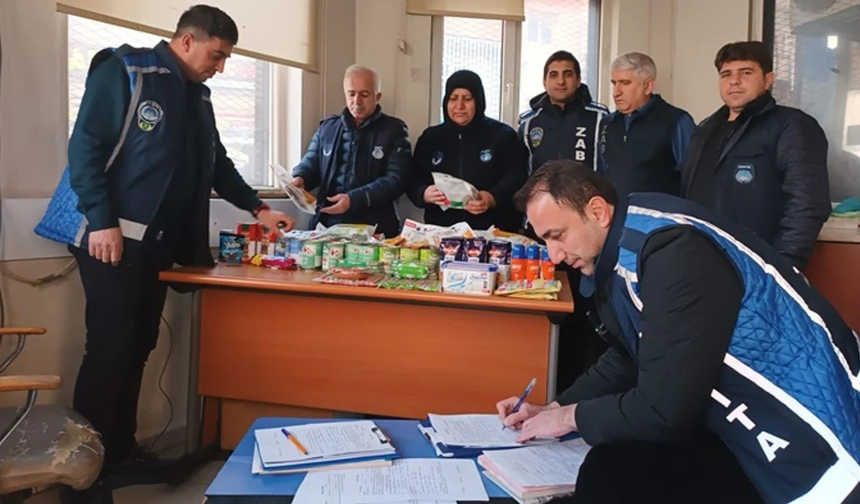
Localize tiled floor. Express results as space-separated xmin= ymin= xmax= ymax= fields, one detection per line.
xmin=25 ymin=460 xmax=225 ymax=504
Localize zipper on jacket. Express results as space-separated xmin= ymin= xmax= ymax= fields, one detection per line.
xmin=458 ymin=133 xmax=464 ymax=179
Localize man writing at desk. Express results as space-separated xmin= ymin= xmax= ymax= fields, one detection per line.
xmin=291 ymin=65 xmax=411 ymax=238
xmin=497 ymin=160 xmax=860 ymax=503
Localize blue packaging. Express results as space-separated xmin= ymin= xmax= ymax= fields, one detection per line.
xmin=219 ymin=230 xmax=244 ymax=265
xmin=275 ymin=236 xmax=289 ymax=257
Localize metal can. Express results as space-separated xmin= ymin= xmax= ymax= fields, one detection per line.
xmin=301 ymin=240 xmax=323 ymax=269
xmin=420 ymin=247 xmax=441 ymax=273
xmin=541 ymin=246 xmax=556 ymax=281
xmin=346 ymin=242 xmax=363 ymax=262
xmin=400 ymin=247 xmax=420 ymax=262
xmin=380 ymin=245 xmax=400 ymax=275
xmin=357 ymin=243 xmax=379 ymax=264
xmin=322 ymin=241 xmax=346 ymax=271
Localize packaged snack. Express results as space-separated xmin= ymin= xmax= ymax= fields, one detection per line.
xmin=380 ymin=245 xmax=400 ymax=275
xmin=219 ymin=230 xmax=244 ymax=265
xmin=431 ymin=172 xmax=479 ymax=210
xmin=439 ymin=237 xmax=464 ymax=262
xmin=399 ymin=247 xmax=421 ymax=262
xmin=237 ymin=222 xmax=261 ymax=262
xmin=260 ymin=255 xmax=297 ymax=270
xmin=274 ymin=236 xmax=289 ymax=258
xmin=420 ymin=247 xmax=441 ymax=273
xmin=260 ymin=227 xmax=278 ymax=256
xmin=393 ymin=261 xmax=430 ymax=280
xmin=464 ymin=238 xmax=488 ymax=263
xmin=313 ymin=272 xmax=385 ymax=288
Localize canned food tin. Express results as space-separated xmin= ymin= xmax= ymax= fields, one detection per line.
xmin=322 ymin=241 xmax=345 ymax=271
xmin=301 ymin=240 xmax=323 ymax=269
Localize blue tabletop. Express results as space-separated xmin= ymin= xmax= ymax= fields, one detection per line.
xmin=206 ymin=417 xmax=510 ymax=500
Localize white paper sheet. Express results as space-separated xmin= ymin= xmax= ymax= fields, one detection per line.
xmin=428 ymin=414 xmax=555 ymax=448
xmin=293 ymin=459 xmax=488 ymax=504
xmin=482 ymin=438 xmax=591 ymax=487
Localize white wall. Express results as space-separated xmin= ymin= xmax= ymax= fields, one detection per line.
xmin=600 ymin=0 xmax=753 ymax=121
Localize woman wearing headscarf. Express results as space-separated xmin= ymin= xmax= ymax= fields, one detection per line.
xmin=408 ymin=70 xmax=528 ymax=231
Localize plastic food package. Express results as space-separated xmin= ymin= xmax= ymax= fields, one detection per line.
xmin=494 ymin=279 xmax=562 ymax=300
xmin=378 ymin=278 xmax=442 ymax=292
xmin=432 ymin=172 xmax=479 ymax=211
xmin=441 ymin=261 xmax=498 ymax=296
xmin=271 ymin=163 xmax=317 ymax=215
xmin=392 ymin=261 xmax=430 ymax=280
xmin=313 ymin=272 xmax=385 ymax=287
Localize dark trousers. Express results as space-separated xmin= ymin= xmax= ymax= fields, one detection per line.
xmin=568 ymin=431 xmax=764 ymax=504
xmin=70 ymin=244 xmax=172 ymax=463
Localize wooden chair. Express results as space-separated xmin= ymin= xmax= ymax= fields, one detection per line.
xmin=0 ymin=328 xmax=105 ymax=504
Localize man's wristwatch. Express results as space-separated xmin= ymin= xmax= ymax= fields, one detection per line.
xmin=252 ymin=202 xmax=270 ymax=217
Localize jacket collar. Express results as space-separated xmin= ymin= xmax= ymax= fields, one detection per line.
xmin=529 ymin=83 xmax=595 ymax=116
xmin=579 ymin=194 xmax=629 ymax=298
xmin=341 ymin=105 xmax=384 ymax=130
xmin=154 ymin=40 xmax=187 ymax=83
xmin=605 ymin=94 xmax=665 ymax=124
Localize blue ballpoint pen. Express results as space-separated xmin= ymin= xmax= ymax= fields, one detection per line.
xmin=502 ymin=378 xmax=538 ymax=430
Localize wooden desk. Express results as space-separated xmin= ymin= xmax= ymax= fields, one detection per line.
xmin=160 ymin=264 xmax=573 ymax=453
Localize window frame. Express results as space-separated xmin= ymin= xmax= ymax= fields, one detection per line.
xmin=62 ymin=14 xmax=299 ymax=196
xmin=429 ymin=0 xmax=601 ymax=129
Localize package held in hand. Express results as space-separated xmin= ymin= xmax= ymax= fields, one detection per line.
xmin=432 ymin=172 xmax=479 ymax=211
xmin=271 ymin=163 xmax=317 ymax=215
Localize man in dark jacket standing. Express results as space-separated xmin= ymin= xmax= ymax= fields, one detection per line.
xmin=292 ymin=65 xmax=411 ymax=238
xmin=599 ymin=52 xmax=695 ymax=197
xmin=518 ymin=51 xmax=609 ymax=393
xmin=682 ymin=41 xmax=830 ymax=267
xmin=36 ymin=5 xmax=294 ymax=489
xmin=518 ymin=50 xmax=608 ymax=175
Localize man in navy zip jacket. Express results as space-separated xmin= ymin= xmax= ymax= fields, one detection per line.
xmin=598 ymin=52 xmax=695 ymax=197
xmin=498 ymin=160 xmax=860 ymax=503
xmin=518 ymin=51 xmax=608 ymax=176
xmin=682 ymin=41 xmax=830 ymax=268
xmin=36 ymin=5 xmax=293 ymax=490
xmin=291 ymin=65 xmax=411 ymax=238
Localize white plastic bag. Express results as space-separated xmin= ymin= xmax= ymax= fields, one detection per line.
xmin=432 ymin=172 xmax=479 ymax=211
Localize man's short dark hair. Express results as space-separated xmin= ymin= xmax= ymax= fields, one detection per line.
xmin=174 ymin=5 xmax=239 ymax=45
xmin=714 ymin=41 xmax=773 ymax=74
xmin=543 ymin=50 xmax=581 ymax=79
xmin=514 ymin=160 xmax=618 ymax=215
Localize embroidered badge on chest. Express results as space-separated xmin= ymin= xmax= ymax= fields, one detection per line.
xmin=137 ymin=100 xmax=164 ymax=132
xmin=480 ymin=149 xmax=493 ymax=163
xmin=529 ymin=127 xmax=544 ymax=148
xmin=734 ymin=164 xmax=755 ymax=184
xmin=432 ymin=151 xmax=444 ymax=166
xmin=372 ymin=146 xmax=385 ymax=160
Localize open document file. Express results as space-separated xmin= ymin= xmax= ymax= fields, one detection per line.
xmin=254 ymin=420 xmax=397 ymax=471
xmin=293 ymin=459 xmax=489 ymax=504
xmin=426 ymin=414 xmax=558 ymax=449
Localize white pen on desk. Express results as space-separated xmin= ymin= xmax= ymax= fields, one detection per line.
xmin=502 ymin=377 xmax=538 ymax=430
